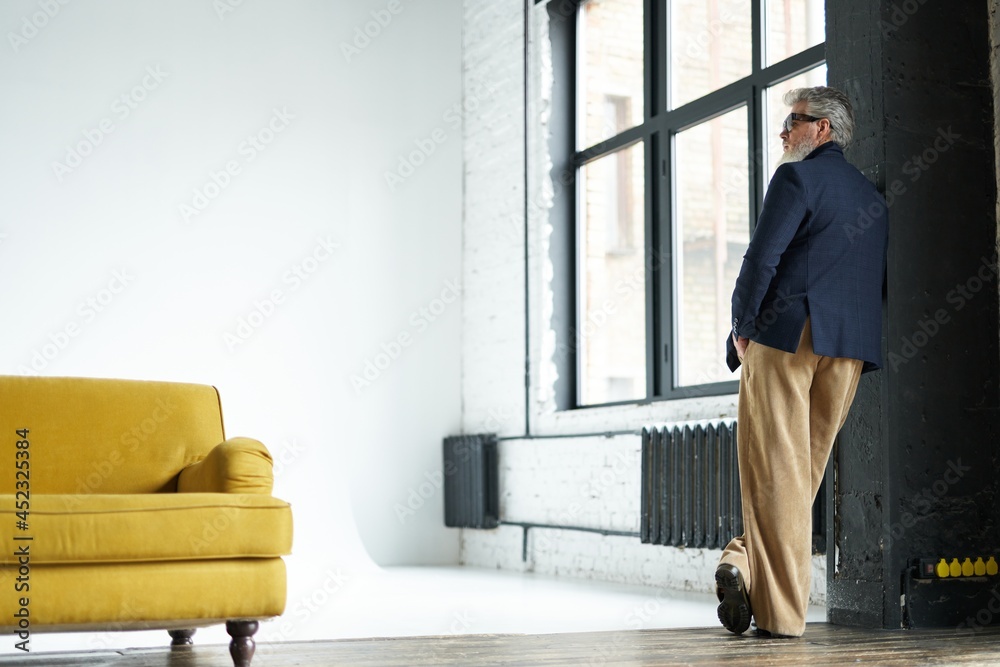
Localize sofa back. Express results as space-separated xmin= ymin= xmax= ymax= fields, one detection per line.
xmin=0 ymin=376 xmax=226 ymax=494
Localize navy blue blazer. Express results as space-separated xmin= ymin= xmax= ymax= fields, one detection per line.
xmin=726 ymin=141 xmax=888 ymax=373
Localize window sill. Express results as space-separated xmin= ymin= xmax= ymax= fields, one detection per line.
xmin=528 ymin=390 xmax=738 ymax=437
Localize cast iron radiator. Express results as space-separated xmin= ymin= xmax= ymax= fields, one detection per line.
xmin=443 ymin=434 xmax=499 ymax=529
xmin=640 ymin=421 xmax=742 ymax=549
xmin=640 ymin=421 xmax=826 ymax=552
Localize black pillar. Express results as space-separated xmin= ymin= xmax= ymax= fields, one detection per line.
xmin=827 ymin=0 xmax=1000 ymax=629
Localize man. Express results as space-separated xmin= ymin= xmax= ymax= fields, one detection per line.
xmin=715 ymin=86 xmax=888 ymax=639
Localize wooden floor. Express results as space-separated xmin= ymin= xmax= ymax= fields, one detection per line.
xmin=3 ymin=623 xmax=1000 ymax=666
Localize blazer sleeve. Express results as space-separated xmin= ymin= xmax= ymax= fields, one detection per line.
xmin=725 ymin=331 xmax=741 ymax=372
xmin=730 ymin=164 xmax=808 ymax=338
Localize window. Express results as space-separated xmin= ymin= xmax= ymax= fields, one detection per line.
xmin=674 ymin=108 xmax=750 ymax=387
xmin=554 ymin=0 xmax=827 ymax=406
xmin=604 ymin=95 xmax=637 ymax=251
xmin=579 ymin=142 xmax=646 ymax=404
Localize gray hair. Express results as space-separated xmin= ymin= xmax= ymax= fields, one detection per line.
xmin=783 ymin=86 xmax=855 ymax=147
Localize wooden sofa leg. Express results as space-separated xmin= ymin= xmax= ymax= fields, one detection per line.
xmin=168 ymin=628 xmax=196 ymax=646
xmin=226 ymin=619 xmax=259 ymax=667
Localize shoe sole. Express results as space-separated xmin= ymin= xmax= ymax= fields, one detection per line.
xmin=716 ymin=567 xmax=751 ymax=635
xmin=753 ymin=628 xmax=797 ymax=639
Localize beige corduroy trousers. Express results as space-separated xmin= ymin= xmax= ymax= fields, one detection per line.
xmin=719 ymin=318 xmax=863 ymax=637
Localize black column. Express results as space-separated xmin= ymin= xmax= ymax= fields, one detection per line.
xmin=827 ymin=0 xmax=999 ymax=629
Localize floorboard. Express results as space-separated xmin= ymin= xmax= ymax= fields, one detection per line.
xmin=2 ymin=623 xmax=999 ymax=666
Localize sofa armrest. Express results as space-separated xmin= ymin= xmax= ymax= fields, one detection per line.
xmin=177 ymin=437 xmax=274 ymax=494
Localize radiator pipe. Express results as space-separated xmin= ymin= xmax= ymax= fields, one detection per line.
xmin=499 ymin=520 xmax=642 ymax=562
xmin=496 ymin=429 xmax=642 ymax=442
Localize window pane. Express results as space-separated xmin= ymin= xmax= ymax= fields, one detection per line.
xmin=765 ymin=0 xmax=825 ymax=66
xmin=763 ymin=64 xmax=827 ymax=182
xmin=674 ymin=108 xmax=750 ymax=387
xmin=579 ymin=0 xmax=644 ymax=149
xmin=670 ymin=0 xmax=751 ymax=109
xmin=579 ymin=142 xmax=646 ymax=405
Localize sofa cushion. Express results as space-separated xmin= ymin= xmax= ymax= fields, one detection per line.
xmin=0 ymin=493 xmax=292 ymax=564
xmin=0 ymin=376 xmax=227 ymax=495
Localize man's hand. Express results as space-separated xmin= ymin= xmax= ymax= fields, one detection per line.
xmin=732 ymin=333 xmax=749 ymax=362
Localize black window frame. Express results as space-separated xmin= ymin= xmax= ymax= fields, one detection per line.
xmin=545 ymin=0 xmax=826 ymax=410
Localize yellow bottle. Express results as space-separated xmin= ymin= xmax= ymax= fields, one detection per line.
xmin=974 ymin=557 xmax=987 ymax=576
xmin=950 ymin=558 xmax=962 ymax=577
xmin=988 ymin=556 xmax=999 ymax=576
xmin=936 ymin=558 xmax=950 ymax=578
xmin=962 ymin=558 xmax=974 ymax=577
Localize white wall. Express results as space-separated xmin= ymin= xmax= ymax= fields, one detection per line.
xmin=0 ymin=0 xmax=462 ymax=599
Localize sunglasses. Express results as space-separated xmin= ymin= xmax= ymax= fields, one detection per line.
xmin=782 ymin=112 xmax=823 ymax=133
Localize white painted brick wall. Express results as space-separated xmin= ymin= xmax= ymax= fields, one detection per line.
xmin=461 ymin=0 xmax=527 ymax=439
xmin=499 ymin=435 xmax=640 ymax=532
xmin=459 ymin=0 xmax=827 ymax=606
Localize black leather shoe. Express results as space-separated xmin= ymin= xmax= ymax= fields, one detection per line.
xmin=753 ymin=627 xmax=796 ymax=639
xmin=715 ymin=563 xmax=752 ymax=635
xmin=751 ymin=620 xmax=796 ymax=638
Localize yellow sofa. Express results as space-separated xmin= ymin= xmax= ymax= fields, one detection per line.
xmin=0 ymin=376 xmax=293 ymax=667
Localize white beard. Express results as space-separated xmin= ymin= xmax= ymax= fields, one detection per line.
xmin=777 ymin=138 xmax=818 ymax=166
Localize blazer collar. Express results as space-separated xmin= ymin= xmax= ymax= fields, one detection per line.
xmin=803 ymin=141 xmax=843 ymax=161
